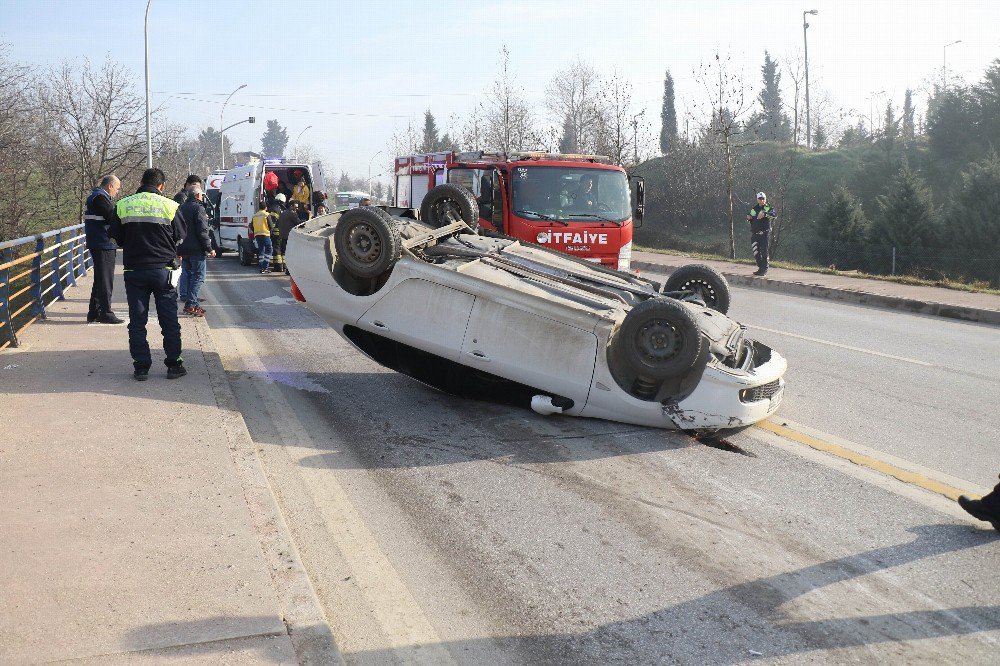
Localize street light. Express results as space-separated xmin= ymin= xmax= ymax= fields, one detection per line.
xmin=803 ymin=9 xmax=819 ymax=148
xmin=292 ymin=125 xmax=313 ymax=162
xmin=220 ymin=83 xmax=247 ymax=170
xmin=943 ymin=39 xmax=962 ymax=90
xmin=143 ymin=0 xmax=153 ymax=168
xmin=368 ymin=151 xmax=383 ymax=197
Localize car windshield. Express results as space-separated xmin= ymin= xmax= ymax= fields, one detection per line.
xmin=510 ymin=166 xmax=630 ymax=223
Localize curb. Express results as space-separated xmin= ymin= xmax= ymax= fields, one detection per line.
xmin=633 ymin=260 xmax=1000 ymax=327
xmin=192 ymin=317 xmax=345 ymax=665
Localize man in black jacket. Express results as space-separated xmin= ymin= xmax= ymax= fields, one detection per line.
xmin=746 ymin=191 xmax=777 ymax=276
xmin=84 ymin=175 xmax=123 ymax=324
xmin=177 ymin=185 xmax=215 ymax=317
xmin=107 ymin=168 xmax=187 ymax=381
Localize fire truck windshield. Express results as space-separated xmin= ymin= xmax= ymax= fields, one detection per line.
xmin=510 ymin=166 xmax=630 ymax=224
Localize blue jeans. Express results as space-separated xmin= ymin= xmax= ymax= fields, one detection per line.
xmin=123 ymin=267 xmax=182 ymax=370
xmin=255 ymin=235 xmax=272 ymax=271
xmin=180 ymin=255 xmax=207 ymax=308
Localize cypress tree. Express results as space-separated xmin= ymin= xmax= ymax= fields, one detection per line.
xmin=659 ymin=70 xmax=677 ymax=154
xmin=757 ymin=52 xmax=790 ymax=141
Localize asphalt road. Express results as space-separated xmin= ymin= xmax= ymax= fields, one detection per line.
xmin=200 ymin=256 xmax=1000 ymax=664
xmin=644 ymin=270 xmax=1000 ymax=490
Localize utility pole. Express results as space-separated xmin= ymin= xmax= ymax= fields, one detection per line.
xmin=803 ymin=9 xmax=819 ymax=149
xmin=143 ymin=0 xmax=153 ymax=168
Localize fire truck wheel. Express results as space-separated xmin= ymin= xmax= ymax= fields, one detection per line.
xmin=420 ymin=183 xmax=480 ymax=232
xmin=662 ymin=264 xmax=731 ymax=314
xmin=607 ymin=298 xmax=703 ymax=396
xmin=334 ymin=207 xmax=402 ymax=279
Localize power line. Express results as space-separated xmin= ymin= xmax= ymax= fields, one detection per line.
xmin=162 ymin=94 xmax=411 ymax=119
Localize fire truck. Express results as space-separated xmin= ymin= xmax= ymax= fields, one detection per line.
xmin=393 ymin=151 xmax=644 ymax=271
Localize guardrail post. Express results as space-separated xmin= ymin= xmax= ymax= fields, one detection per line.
xmin=67 ymin=231 xmax=79 ymax=287
xmin=31 ymin=237 xmax=46 ymax=320
xmin=53 ymin=231 xmax=65 ymax=301
xmin=0 ymin=247 xmax=18 ymax=348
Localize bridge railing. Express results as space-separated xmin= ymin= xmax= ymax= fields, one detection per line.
xmin=0 ymin=223 xmax=92 ymax=350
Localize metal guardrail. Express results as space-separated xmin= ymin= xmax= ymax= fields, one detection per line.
xmin=0 ymin=223 xmax=92 ymax=350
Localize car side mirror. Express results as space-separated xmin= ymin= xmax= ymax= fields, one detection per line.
xmin=630 ymin=176 xmax=645 ymax=228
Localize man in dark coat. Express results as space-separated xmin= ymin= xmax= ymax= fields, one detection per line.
xmin=746 ymin=191 xmax=777 ymax=276
xmin=84 ymin=175 xmax=123 ymax=324
xmin=177 ymin=185 xmax=215 ymax=316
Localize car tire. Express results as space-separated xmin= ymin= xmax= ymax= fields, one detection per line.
xmin=663 ymin=264 xmax=731 ymax=314
xmin=420 ymin=183 xmax=479 ymax=232
xmin=607 ymin=298 xmax=703 ymax=394
xmin=238 ymin=237 xmax=253 ymax=266
xmin=334 ymin=207 xmax=402 ymax=279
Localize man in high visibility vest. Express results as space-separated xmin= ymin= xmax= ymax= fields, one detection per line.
xmin=251 ymin=205 xmax=275 ymax=274
xmin=107 ymin=168 xmax=187 ymax=381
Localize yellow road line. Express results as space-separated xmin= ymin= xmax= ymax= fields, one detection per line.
xmin=755 ymin=420 xmax=975 ymax=502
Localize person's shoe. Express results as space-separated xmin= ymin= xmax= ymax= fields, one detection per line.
xmin=167 ymin=364 xmax=187 ymax=379
xmin=185 ymin=306 xmax=205 ymax=317
xmin=96 ymin=313 xmax=125 ymax=325
xmin=958 ymin=495 xmax=1000 ymax=531
xmin=752 ymin=270 xmax=767 ymax=277
xmin=87 ymin=312 xmax=98 ymax=323
xmin=133 ymin=368 xmax=149 ymax=381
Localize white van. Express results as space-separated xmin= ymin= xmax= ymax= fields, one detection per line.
xmin=217 ymin=158 xmax=325 ymax=264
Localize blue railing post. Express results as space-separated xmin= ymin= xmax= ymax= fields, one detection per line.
xmin=67 ymin=231 xmax=79 ymax=287
xmin=31 ymin=237 xmax=46 ymax=320
xmin=53 ymin=231 xmax=65 ymax=301
xmin=0 ymin=247 xmax=18 ymax=348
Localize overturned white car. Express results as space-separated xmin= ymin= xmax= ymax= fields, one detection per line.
xmin=286 ymin=185 xmax=785 ymax=434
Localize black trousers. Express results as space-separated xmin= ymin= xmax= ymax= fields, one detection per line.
xmin=123 ymin=268 xmax=182 ymax=370
xmin=751 ymin=230 xmax=770 ymax=272
xmin=88 ymin=248 xmax=117 ymax=317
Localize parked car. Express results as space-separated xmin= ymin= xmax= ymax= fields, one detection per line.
xmin=285 ymin=185 xmax=786 ymax=434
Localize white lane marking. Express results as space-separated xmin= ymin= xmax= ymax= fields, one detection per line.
xmin=255 ymin=295 xmax=299 ymax=305
xmin=747 ymin=324 xmax=932 ymax=367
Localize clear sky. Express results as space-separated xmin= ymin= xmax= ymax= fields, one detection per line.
xmin=2 ymin=0 xmax=998 ymax=185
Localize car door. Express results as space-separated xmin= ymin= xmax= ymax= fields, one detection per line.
xmin=460 ymin=297 xmax=597 ymax=409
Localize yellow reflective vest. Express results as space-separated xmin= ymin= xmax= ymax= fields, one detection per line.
xmin=251 ymin=209 xmax=273 ymax=236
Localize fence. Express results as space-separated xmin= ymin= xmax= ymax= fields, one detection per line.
xmin=0 ymin=224 xmax=92 ymax=350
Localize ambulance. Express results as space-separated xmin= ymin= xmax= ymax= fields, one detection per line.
xmin=216 ymin=158 xmax=325 ymax=265
xmin=393 ymin=151 xmax=644 ymax=271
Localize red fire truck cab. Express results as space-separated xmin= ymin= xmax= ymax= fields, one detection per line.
xmin=393 ymin=151 xmax=644 ymax=271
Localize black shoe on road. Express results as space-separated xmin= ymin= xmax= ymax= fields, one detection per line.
xmin=133 ymin=368 xmax=149 ymax=381
xmin=752 ymin=270 xmax=767 ymax=277
xmin=96 ymin=313 xmax=125 ymax=325
xmin=167 ymin=364 xmax=187 ymax=379
xmin=87 ymin=311 xmax=98 ymax=323
xmin=958 ymin=495 xmax=1000 ymax=531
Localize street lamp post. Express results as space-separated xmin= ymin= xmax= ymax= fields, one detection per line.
xmin=220 ymin=84 xmax=247 ymax=170
xmin=803 ymin=9 xmax=819 ymax=148
xmin=143 ymin=0 xmax=153 ymax=168
xmin=292 ymin=125 xmax=313 ymax=162
xmin=368 ymin=151 xmax=383 ymax=197
xmin=943 ymin=39 xmax=962 ymax=90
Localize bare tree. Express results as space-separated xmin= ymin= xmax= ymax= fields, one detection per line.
xmin=39 ymin=59 xmax=148 ymax=212
xmin=781 ymin=51 xmax=805 ymax=146
xmin=694 ymin=53 xmax=757 ymax=259
xmin=595 ymin=71 xmax=651 ymax=168
xmin=481 ymin=47 xmax=541 ymax=153
xmin=546 ymin=58 xmax=602 ymax=153
xmin=0 ymin=49 xmax=38 ymax=240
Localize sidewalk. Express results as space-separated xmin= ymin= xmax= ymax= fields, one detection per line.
xmin=0 ymin=268 xmax=335 ymax=664
xmin=633 ymin=250 xmax=1000 ymax=326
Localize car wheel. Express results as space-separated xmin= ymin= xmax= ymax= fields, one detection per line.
xmin=663 ymin=264 xmax=731 ymax=314
xmin=420 ymin=183 xmax=479 ymax=232
xmin=607 ymin=298 xmax=703 ymax=396
xmin=238 ymin=237 xmax=253 ymax=266
xmin=334 ymin=207 xmax=402 ymax=279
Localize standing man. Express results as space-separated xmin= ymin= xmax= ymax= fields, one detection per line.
xmin=84 ymin=175 xmax=124 ymax=324
xmin=107 ymin=168 xmax=187 ymax=381
xmin=277 ymin=196 xmax=300 ymax=276
xmin=251 ymin=205 xmax=274 ymax=274
xmin=177 ymin=184 xmax=215 ymax=317
xmin=173 ymin=174 xmax=203 ymax=204
xmin=746 ymin=191 xmax=777 ymax=276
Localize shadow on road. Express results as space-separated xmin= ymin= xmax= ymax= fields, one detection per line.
xmin=341 ymin=524 xmax=1000 ymax=664
xmin=119 ymin=615 xmax=291 ymax=663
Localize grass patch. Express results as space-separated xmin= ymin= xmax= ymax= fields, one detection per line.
xmin=634 ymin=245 xmax=1000 ymax=296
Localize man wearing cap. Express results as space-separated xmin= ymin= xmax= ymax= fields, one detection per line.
xmin=746 ymin=192 xmax=777 ymax=276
